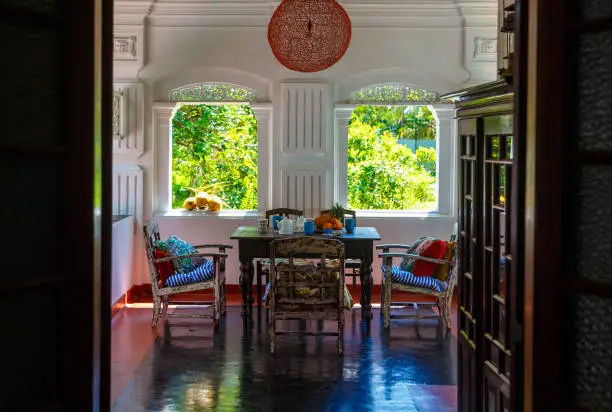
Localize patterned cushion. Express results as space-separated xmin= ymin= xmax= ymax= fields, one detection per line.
xmin=165 ymin=260 xmax=214 ymax=288
xmin=166 ymin=235 xmax=206 ymax=273
xmin=400 ymin=236 xmax=447 ymax=277
xmin=399 ymin=236 xmax=428 ymax=272
xmin=262 ymin=261 xmax=353 ymax=309
xmin=432 ymin=241 xmax=456 ymax=281
xmin=262 ymin=282 xmax=354 ymax=309
xmin=154 ymin=248 xmax=175 ymax=287
xmin=382 ymin=265 xmax=447 ymax=292
xmin=259 ymin=258 xmax=311 ymax=267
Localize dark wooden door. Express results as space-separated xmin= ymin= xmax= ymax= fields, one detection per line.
xmin=520 ymin=0 xmax=612 ymax=410
xmin=481 ymin=115 xmax=519 ymax=412
xmin=454 ymin=93 xmax=524 ymax=412
xmin=457 ymin=117 xmax=484 ymax=412
xmin=0 ymin=0 xmax=112 ymax=410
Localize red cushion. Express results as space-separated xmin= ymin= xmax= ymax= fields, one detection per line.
xmin=155 ymin=248 xmax=175 ymax=287
xmin=412 ymin=239 xmax=448 ymax=277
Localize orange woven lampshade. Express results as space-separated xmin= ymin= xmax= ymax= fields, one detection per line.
xmin=267 ymin=0 xmax=352 ymax=73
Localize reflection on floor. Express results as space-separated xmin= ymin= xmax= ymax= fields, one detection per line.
xmin=112 ymin=302 xmax=457 ymax=411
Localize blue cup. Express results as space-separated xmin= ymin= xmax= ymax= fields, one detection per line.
xmin=345 ymin=217 xmax=355 ymax=233
xmin=272 ymin=215 xmax=283 ymax=230
xmin=304 ymin=220 xmax=315 ymax=235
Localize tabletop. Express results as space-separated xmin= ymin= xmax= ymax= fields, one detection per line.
xmin=230 ymin=226 xmax=381 ymax=241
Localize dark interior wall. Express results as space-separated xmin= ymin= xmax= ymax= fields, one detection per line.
xmin=0 ymin=1 xmax=112 ymax=410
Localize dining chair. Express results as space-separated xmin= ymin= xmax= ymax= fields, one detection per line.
xmin=376 ymin=223 xmax=458 ymax=330
xmin=143 ymin=222 xmax=232 ymax=328
xmin=268 ymin=236 xmax=346 ymax=355
xmin=254 ymin=208 xmax=304 ymax=308
xmin=321 ymin=208 xmax=361 ymax=289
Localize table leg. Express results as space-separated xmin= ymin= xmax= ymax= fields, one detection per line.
xmin=360 ymin=259 xmax=374 ymax=319
xmin=239 ymin=259 xmax=254 ymax=317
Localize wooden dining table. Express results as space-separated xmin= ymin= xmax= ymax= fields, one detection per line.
xmin=230 ymin=226 xmax=382 ymax=319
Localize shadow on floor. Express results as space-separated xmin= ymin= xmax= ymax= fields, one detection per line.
xmin=112 ymin=306 xmax=457 ymax=412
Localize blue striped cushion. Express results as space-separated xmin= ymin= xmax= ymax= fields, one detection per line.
xmin=165 ymin=260 xmax=214 ymax=288
xmin=382 ymin=265 xmax=446 ymax=292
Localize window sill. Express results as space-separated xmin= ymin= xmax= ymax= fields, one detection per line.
xmin=157 ymin=210 xmax=260 ymax=219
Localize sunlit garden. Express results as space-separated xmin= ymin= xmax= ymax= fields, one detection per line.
xmin=171 ymin=103 xmax=437 ymax=211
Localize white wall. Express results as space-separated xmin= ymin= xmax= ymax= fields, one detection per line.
xmin=112 ymin=0 xmax=497 ymax=287
xmin=111 ymin=216 xmax=134 ymax=303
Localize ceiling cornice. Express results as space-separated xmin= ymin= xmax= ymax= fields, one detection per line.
xmin=145 ymin=0 xmax=465 ymax=28
xmin=455 ymin=0 xmax=498 ymax=27
xmin=114 ymin=0 xmax=154 ymax=25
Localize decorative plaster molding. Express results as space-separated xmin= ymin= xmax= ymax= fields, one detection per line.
xmin=114 ymin=0 xmax=154 ymax=25
xmin=146 ymin=0 xmax=464 ymax=28
xmin=114 ymin=36 xmax=137 ymax=61
xmin=473 ymin=37 xmax=497 ymax=61
xmin=455 ymin=0 xmax=498 ymax=28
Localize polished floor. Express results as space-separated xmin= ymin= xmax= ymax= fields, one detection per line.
xmin=112 ymin=296 xmax=457 ymax=412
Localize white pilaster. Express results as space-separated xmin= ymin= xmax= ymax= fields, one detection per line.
xmin=430 ymin=105 xmax=457 ymax=216
xmin=334 ymin=105 xmax=355 ymax=207
xmin=152 ymin=103 xmax=176 ymax=213
xmin=251 ymin=103 xmax=273 ymax=212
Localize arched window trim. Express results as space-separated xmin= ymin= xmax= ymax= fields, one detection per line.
xmin=168 ymin=82 xmax=257 ymax=103
xmin=349 ymin=82 xmax=441 ymax=105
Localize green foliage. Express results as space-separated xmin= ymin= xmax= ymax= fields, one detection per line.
xmin=416 ymin=146 xmax=437 ymax=177
xmin=348 ymin=105 xmax=437 ymax=211
xmin=171 ymin=104 xmax=258 ymax=210
xmin=349 ymin=105 xmax=436 ymax=141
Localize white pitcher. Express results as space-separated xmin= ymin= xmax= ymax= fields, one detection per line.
xmin=278 ymin=218 xmax=294 ymax=234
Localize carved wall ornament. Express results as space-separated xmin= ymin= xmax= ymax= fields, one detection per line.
xmin=349 ymin=83 xmax=440 ymax=105
xmin=114 ymin=36 xmax=137 ymax=60
xmin=473 ymin=37 xmax=498 ymax=62
xmin=113 ymin=89 xmax=128 ymax=140
xmin=168 ymin=83 xmax=257 ymax=102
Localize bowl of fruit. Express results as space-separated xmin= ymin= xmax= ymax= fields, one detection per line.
xmin=314 ymin=213 xmax=344 ymax=234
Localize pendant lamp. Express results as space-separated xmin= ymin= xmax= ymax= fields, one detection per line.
xmin=268 ymin=0 xmax=352 ymax=73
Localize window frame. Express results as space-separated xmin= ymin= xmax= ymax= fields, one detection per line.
xmin=153 ymin=101 xmax=273 ymax=217
xmin=334 ymin=103 xmax=457 ymax=219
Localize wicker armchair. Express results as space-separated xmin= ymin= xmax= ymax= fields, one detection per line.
xmin=143 ymin=222 xmax=232 ymax=328
xmin=268 ymin=237 xmax=346 ymax=355
xmin=255 ymin=208 xmax=304 ymax=307
xmin=376 ymin=225 xmax=458 ymax=330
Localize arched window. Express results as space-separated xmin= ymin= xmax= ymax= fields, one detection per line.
xmin=349 ymin=83 xmax=440 ymax=105
xmin=168 ymin=82 xmax=257 ymax=102
xmin=336 ymin=83 xmax=454 ymax=214
xmin=168 ymin=82 xmax=259 ymax=211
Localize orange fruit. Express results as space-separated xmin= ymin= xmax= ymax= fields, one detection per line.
xmin=323 ymin=222 xmax=333 ymax=229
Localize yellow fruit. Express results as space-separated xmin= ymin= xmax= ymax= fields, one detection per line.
xmin=207 ymin=195 xmax=222 ymax=211
xmin=195 ymin=191 xmax=211 ymax=209
xmin=183 ymin=197 xmax=197 ymax=210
